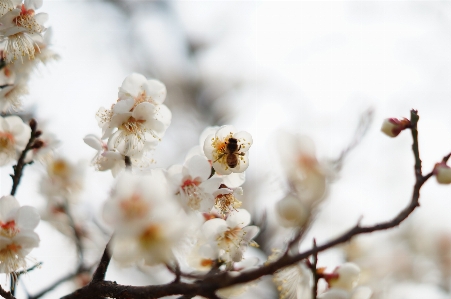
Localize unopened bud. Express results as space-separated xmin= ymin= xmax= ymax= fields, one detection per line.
xmin=29 ymin=118 xmax=37 ymax=131
xmin=35 ymin=130 xmax=42 ymax=138
xmin=434 ymin=163 xmax=451 ymax=184
xmin=31 ymin=140 xmax=44 ymax=149
xmin=381 ymin=118 xmax=410 ymax=137
xmin=275 ymin=194 xmax=309 ymax=228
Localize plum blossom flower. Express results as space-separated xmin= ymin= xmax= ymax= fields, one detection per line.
xmin=168 ymin=154 xmax=222 ymax=213
xmin=84 ymin=134 xmax=125 ymax=177
xmin=214 ymin=184 xmax=243 ymax=216
xmin=0 ymin=115 xmax=31 ymax=165
xmin=39 ymin=156 xmax=84 ymax=203
xmin=320 ymin=263 xmax=372 ymax=299
xmin=0 ymin=195 xmax=40 ymax=274
xmin=103 ymin=170 xmax=191 ymax=266
xmin=202 ymin=209 xmax=259 ymax=263
xmin=203 ymin=125 xmax=253 ymax=175
xmin=278 ymin=132 xmax=328 ymax=206
xmin=0 ymin=0 xmax=49 ymax=63
xmin=95 ymin=73 xmax=171 ymax=157
xmin=276 ymin=193 xmax=309 ymax=228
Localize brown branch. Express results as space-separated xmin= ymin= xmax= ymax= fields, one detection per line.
xmin=0 ymin=285 xmax=16 ymax=299
xmin=59 ymin=109 xmax=434 ymax=298
xmin=91 ymin=238 xmax=112 ymax=283
xmin=10 ymin=119 xmax=40 ymax=196
xmin=125 ymin=156 xmax=131 ymax=168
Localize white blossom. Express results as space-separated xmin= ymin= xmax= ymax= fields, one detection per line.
xmin=84 ymin=134 xmax=125 ymax=177
xmin=202 ymin=209 xmax=259 ymax=263
xmin=278 ymin=132 xmax=327 ymax=206
xmin=95 ymin=73 xmax=171 ymax=157
xmin=0 ymin=0 xmax=48 ymax=63
xmin=276 ymin=194 xmax=309 ymax=228
xmin=0 ymin=195 xmax=40 ymax=274
xmin=0 ymin=115 xmax=30 ymax=165
xmin=320 ymin=263 xmax=372 ymax=299
xmin=203 ymin=125 xmax=253 ymax=175
xmin=103 ymin=170 xmax=192 ymax=266
xmin=168 ymin=154 xmax=222 ymax=213
xmin=380 ymin=118 xmax=410 ymax=138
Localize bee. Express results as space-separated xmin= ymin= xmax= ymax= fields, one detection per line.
xmin=215 ymin=137 xmax=245 ymax=169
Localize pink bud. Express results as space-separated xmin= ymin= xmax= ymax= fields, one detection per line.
xmin=434 ymin=163 xmax=451 ymax=184
xmin=381 ymin=118 xmax=410 ymax=138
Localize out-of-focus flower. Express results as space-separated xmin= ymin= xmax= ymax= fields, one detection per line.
xmin=26 ymin=129 xmax=59 ymax=162
xmin=276 ymin=194 xmax=309 ymax=228
xmin=0 ymin=0 xmax=48 ymax=63
xmin=0 ymin=195 xmax=40 ymax=274
xmin=168 ymin=154 xmax=222 ymax=213
xmin=320 ymin=263 xmax=372 ymax=299
xmin=380 ymin=118 xmax=410 ymax=138
xmin=0 ymin=115 xmax=30 ymax=165
xmin=0 ymin=78 xmax=28 ymax=112
xmin=202 ymin=209 xmax=259 ymax=263
xmin=103 ymin=170 xmax=192 ymax=266
xmin=278 ymin=132 xmax=328 ymax=207
xmin=203 ymin=125 xmax=253 ymax=175
xmin=39 ymin=156 xmax=84 ymax=203
xmin=434 ymin=162 xmax=451 ymax=184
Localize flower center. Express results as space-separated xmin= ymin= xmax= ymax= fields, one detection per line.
xmin=215 ymin=193 xmax=242 ymax=215
xmin=120 ymin=117 xmax=146 ymax=135
xmin=139 ymin=224 xmax=162 ymax=249
xmin=0 ymin=131 xmax=15 ymax=154
xmin=120 ymin=193 xmax=149 ymax=221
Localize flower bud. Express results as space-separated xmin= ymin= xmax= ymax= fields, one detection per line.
xmin=275 ymin=194 xmax=309 ymax=228
xmin=434 ymin=163 xmax=451 ymax=184
xmin=381 ymin=118 xmax=410 ymax=137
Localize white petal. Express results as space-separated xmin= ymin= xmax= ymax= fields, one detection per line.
xmin=351 ymin=287 xmax=372 ymax=299
xmin=143 ymin=79 xmax=166 ymax=104
xmin=203 ymin=134 xmax=215 ymax=160
xmin=83 ymin=134 xmax=103 ymax=151
xmin=202 ymin=218 xmax=227 ymax=240
xmin=153 ymin=104 xmax=172 ymax=128
xmin=0 ymin=196 xmax=19 ymax=222
xmin=320 ymin=289 xmax=350 ymax=299
xmin=216 ymin=125 xmax=236 ymax=140
xmin=132 ymin=102 xmax=155 ymax=121
xmin=119 ymin=73 xmax=147 ymax=99
xmin=16 ymin=206 xmax=40 ymax=230
xmin=34 ymin=12 xmax=48 ymax=26
xmin=242 ymin=226 xmax=259 ymax=242
xmin=212 ymin=160 xmax=232 ymax=175
xmin=113 ymin=98 xmax=135 ymax=114
xmin=226 ymin=209 xmax=251 ymax=228
xmin=221 ymin=172 xmax=245 ymax=188
xmin=186 ymin=155 xmax=211 ymax=182
xmin=234 ymin=131 xmax=253 ymax=150
xmin=14 ymin=231 xmax=40 ymax=250
xmin=200 ymin=177 xmax=222 ymax=194
xmin=110 ymin=112 xmax=132 ymax=128
xmin=25 ymin=0 xmax=43 ymax=10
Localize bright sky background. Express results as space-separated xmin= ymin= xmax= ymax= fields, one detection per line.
xmin=1 ymin=1 xmax=451 ymax=298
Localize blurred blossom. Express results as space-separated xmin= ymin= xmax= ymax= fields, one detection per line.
xmin=0 ymin=115 xmax=30 ymax=165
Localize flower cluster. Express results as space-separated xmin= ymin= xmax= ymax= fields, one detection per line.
xmin=0 ymin=0 xmax=57 ymax=112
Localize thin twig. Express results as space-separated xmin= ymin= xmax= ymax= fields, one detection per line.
xmin=310 ymin=239 xmax=318 ymax=299
xmin=62 ymin=200 xmax=84 ymax=266
xmin=10 ymin=119 xmax=40 ymax=196
xmin=91 ymin=238 xmax=112 ymax=283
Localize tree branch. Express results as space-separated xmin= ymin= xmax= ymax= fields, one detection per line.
xmin=59 ymin=109 xmax=435 ymax=298
xmin=91 ymin=238 xmax=112 ymax=283
xmin=0 ymin=285 xmax=16 ymax=299
xmin=10 ymin=119 xmax=40 ymax=196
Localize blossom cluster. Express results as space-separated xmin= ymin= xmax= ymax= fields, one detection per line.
xmin=0 ymin=0 xmax=57 ymax=112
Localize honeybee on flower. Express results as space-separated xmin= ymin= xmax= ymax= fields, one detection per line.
xmin=203 ymin=125 xmax=253 ymax=175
